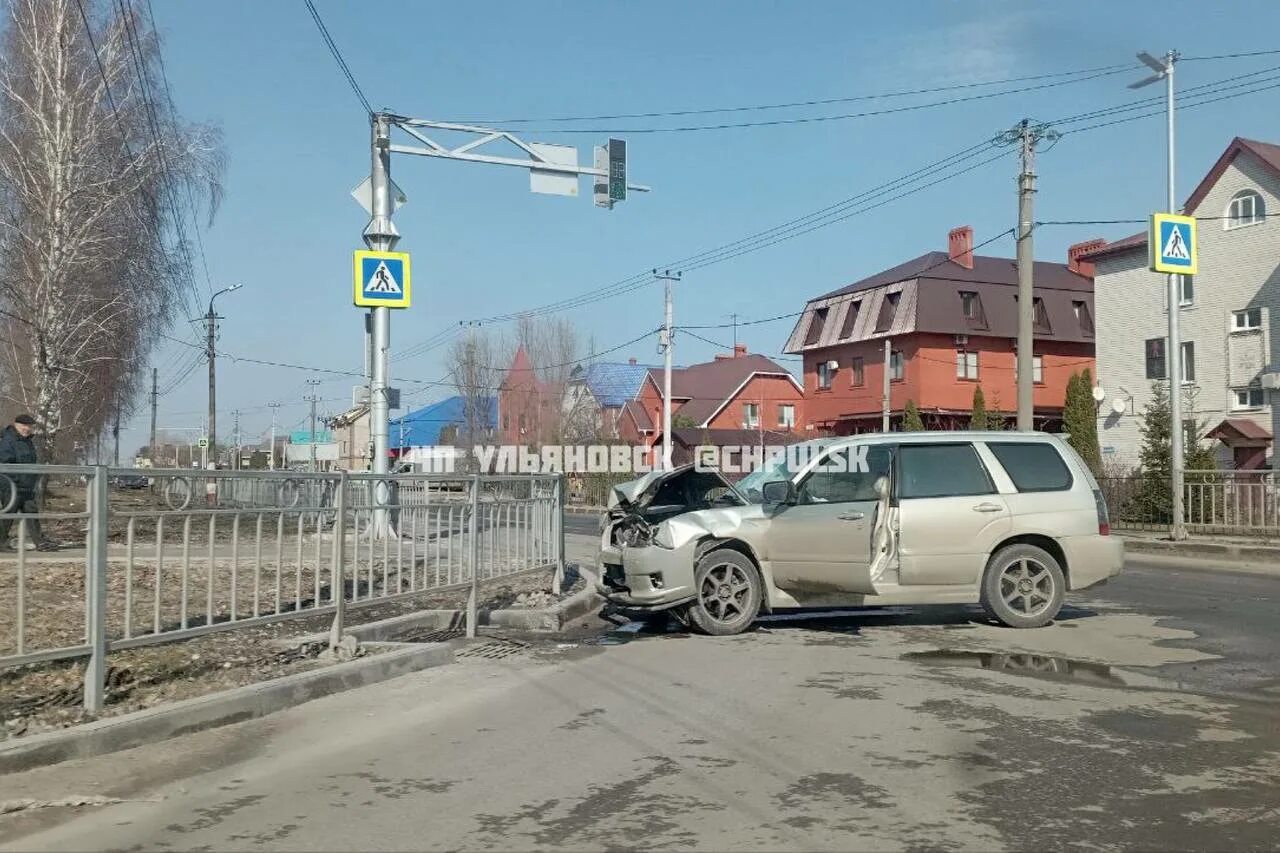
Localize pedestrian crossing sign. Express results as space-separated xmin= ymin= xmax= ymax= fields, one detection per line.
xmin=1149 ymin=213 xmax=1197 ymax=275
xmin=353 ymin=250 xmax=412 ymax=308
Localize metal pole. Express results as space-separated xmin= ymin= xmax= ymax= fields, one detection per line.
xmin=366 ymin=113 xmax=397 ymax=534
xmin=656 ymin=269 xmax=680 ymax=470
xmin=306 ymin=381 xmax=320 ymax=474
xmin=329 ymin=470 xmax=348 ymax=650
xmin=466 ymin=474 xmax=480 ymax=638
xmin=149 ymin=367 xmax=158 ymax=464
xmin=83 ymin=465 xmax=109 ymax=712
xmin=1165 ymin=51 xmax=1186 ymax=540
xmin=232 ymin=409 xmax=241 ymax=471
xmin=206 ymin=303 xmax=217 ymax=466
xmin=112 ymin=399 xmax=120 ymax=467
xmin=882 ymin=338 xmax=891 ymax=432
xmin=1015 ymin=119 xmax=1037 ymax=432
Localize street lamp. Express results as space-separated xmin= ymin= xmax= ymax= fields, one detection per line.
xmin=1129 ymin=49 xmax=1185 ymax=540
xmin=204 ymin=284 xmax=243 ymax=469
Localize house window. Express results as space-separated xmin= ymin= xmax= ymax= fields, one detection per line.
xmin=1163 ymin=275 xmax=1194 ymax=309
xmin=1033 ymin=356 xmax=1043 ymax=384
xmin=1233 ymin=307 xmax=1263 ymax=331
xmin=850 ymin=356 xmax=865 ymax=387
xmin=889 ymin=350 xmax=904 ymax=381
xmin=817 ymin=361 xmax=835 ymax=390
xmin=1233 ymin=386 xmax=1266 ymax=410
xmin=1145 ymin=338 xmax=1166 ymax=380
xmin=803 ymin=307 xmax=828 ymax=346
xmin=743 ymin=402 xmax=760 ymax=428
xmin=1226 ymin=189 xmax=1265 ymax=229
xmin=955 ymin=350 xmax=979 ymax=380
xmin=959 ymin=291 xmax=986 ymax=328
xmin=1181 ymin=341 xmax=1196 ymax=383
xmin=1033 ymin=297 xmax=1051 ymax=334
xmin=778 ymin=404 xmax=795 ymax=428
xmin=838 ymin=300 xmax=861 ymax=339
xmin=874 ymin=292 xmax=900 ymax=333
xmin=1073 ymin=300 xmax=1094 ymax=336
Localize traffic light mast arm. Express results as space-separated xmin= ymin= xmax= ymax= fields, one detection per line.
xmin=387 ymin=118 xmax=651 ymax=191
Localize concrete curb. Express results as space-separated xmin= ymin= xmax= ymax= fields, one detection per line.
xmin=281 ymin=610 xmax=464 ymax=648
xmin=1121 ymin=534 xmax=1280 ymax=562
xmin=0 ymin=642 xmax=452 ymax=774
xmin=487 ymin=567 xmax=603 ymax=632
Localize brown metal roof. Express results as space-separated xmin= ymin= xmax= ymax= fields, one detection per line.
xmin=647 ymin=354 xmax=798 ymax=427
xmin=817 ymin=252 xmax=1090 ymax=301
xmin=1208 ymin=418 xmax=1273 ymax=442
xmin=622 ymin=399 xmax=653 ymax=432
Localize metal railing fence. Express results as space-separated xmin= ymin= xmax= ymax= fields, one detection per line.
xmin=1098 ymin=469 xmax=1280 ymax=536
xmin=0 ymin=466 xmax=564 ymax=712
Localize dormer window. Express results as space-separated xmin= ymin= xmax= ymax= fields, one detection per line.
xmin=1226 ymin=189 xmax=1265 ymax=229
xmin=803 ymin=307 xmax=828 ymax=346
xmin=874 ymin=292 xmax=900 ymax=333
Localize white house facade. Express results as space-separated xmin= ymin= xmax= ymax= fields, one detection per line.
xmin=1088 ymin=137 xmax=1280 ymax=470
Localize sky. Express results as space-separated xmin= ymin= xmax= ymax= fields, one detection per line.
xmin=132 ymin=0 xmax=1280 ymax=453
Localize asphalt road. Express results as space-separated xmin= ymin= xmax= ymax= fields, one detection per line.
xmin=3 ymin=549 xmax=1279 ymax=851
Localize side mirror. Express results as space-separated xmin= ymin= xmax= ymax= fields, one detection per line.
xmin=874 ymin=475 xmax=890 ymax=500
xmin=761 ymin=479 xmax=795 ymax=506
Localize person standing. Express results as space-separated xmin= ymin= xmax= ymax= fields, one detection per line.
xmin=0 ymin=414 xmax=56 ymax=551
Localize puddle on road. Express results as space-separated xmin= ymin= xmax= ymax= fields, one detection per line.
xmin=583 ymin=618 xmax=690 ymax=646
xmin=904 ymin=649 xmax=1131 ymax=688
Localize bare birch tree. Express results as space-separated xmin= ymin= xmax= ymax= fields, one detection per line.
xmin=0 ymin=0 xmax=224 ymax=458
xmin=446 ymin=330 xmax=501 ymax=468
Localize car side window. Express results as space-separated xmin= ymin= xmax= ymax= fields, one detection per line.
xmin=798 ymin=445 xmax=892 ymax=504
xmin=898 ymin=443 xmax=994 ymax=499
xmin=986 ymin=442 xmax=1074 ymax=492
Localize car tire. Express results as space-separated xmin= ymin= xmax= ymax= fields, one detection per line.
xmin=686 ymin=548 xmax=763 ymax=636
xmin=980 ymin=543 xmax=1066 ymax=629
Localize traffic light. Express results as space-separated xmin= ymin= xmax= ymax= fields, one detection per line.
xmin=607 ymin=138 xmax=626 ymax=203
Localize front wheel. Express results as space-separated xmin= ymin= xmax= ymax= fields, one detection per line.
xmin=980 ymin=544 xmax=1065 ymax=629
xmin=685 ymin=548 xmax=763 ymax=636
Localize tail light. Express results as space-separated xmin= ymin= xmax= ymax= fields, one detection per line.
xmin=1093 ymin=488 xmax=1110 ymax=536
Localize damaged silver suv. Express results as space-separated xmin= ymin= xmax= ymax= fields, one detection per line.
xmin=597 ymin=432 xmax=1122 ymax=636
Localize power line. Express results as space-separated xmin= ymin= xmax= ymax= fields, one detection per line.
xmin=465 ymin=62 xmax=1138 ymax=125
xmin=506 ymin=68 xmax=1141 ymax=135
xmin=1181 ymin=49 xmax=1280 ymax=61
xmin=473 ymin=140 xmax=1004 ymax=324
xmin=302 ymin=0 xmax=372 ymax=115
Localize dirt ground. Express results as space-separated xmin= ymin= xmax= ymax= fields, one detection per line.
xmin=0 ymin=566 xmax=573 ymax=743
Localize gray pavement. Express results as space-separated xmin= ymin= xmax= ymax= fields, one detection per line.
xmin=2 ymin=543 xmax=1279 ymax=851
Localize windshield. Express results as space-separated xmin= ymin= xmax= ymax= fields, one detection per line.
xmin=735 ymin=447 xmax=818 ymax=503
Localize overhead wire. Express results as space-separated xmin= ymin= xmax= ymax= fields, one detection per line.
xmin=302 ymin=0 xmax=372 ymax=115
xmin=464 ymin=62 xmax=1138 ymax=125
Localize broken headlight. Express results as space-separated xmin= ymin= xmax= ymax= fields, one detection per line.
xmin=614 ymin=517 xmax=654 ymax=548
xmin=651 ymin=521 xmax=675 ymax=550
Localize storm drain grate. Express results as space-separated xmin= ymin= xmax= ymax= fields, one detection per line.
xmin=455 ymin=638 xmax=530 ymax=660
xmin=399 ymin=628 xmax=465 ymax=644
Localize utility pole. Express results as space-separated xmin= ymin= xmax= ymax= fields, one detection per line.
xmin=998 ymin=119 xmax=1059 ymax=431
xmin=305 ymin=380 xmax=322 ymax=473
xmin=231 ymin=409 xmax=242 ymax=471
xmin=882 ymin=339 xmax=891 ymax=432
xmin=267 ymin=402 xmax=281 ymax=470
xmin=1130 ymin=49 xmax=1184 ymax=539
xmin=149 ymin=367 xmax=158 ymax=466
xmin=655 ymin=269 xmax=681 ymax=470
xmin=201 ymin=284 xmax=243 ymax=468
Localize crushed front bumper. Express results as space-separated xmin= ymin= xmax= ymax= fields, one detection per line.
xmin=597 ymin=540 xmax=698 ymax=610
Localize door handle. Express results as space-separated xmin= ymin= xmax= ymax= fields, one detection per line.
xmin=837 ymin=511 xmax=866 ymax=521
xmin=972 ymin=502 xmax=1004 ymax=513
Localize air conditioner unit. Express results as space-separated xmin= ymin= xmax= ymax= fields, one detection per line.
xmin=1259 ymin=372 xmax=1280 ymax=390
xmin=954 ymin=334 xmax=968 ymax=347
xmin=825 ymin=360 xmax=839 ymax=370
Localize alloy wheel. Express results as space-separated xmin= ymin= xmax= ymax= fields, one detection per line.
xmin=698 ymin=562 xmax=752 ymax=624
xmin=998 ymin=557 xmax=1055 ymax=618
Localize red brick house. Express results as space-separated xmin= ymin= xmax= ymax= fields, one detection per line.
xmin=618 ymin=343 xmax=805 ymax=463
xmin=784 ymin=226 xmax=1099 ymax=433
xmin=498 ymin=345 xmax=558 ymax=445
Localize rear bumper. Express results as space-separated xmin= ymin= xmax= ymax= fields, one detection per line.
xmin=1062 ymin=534 xmax=1124 ymax=590
xmin=597 ymin=540 xmax=698 ymax=610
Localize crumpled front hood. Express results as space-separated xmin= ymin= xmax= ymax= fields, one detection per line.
xmin=608 ymin=464 xmax=741 ymax=513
